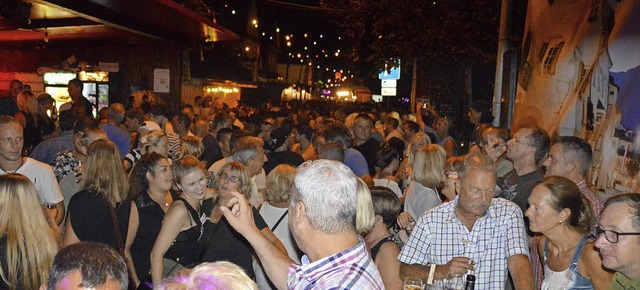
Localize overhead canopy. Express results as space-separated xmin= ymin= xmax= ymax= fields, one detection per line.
xmin=0 ymin=0 xmax=238 ymax=48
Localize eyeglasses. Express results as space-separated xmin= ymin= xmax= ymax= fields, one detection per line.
xmin=594 ymin=227 xmax=640 ymax=243
xmin=219 ymin=173 xmax=241 ymax=184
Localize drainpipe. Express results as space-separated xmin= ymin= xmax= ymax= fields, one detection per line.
xmin=492 ymin=0 xmax=511 ymax=126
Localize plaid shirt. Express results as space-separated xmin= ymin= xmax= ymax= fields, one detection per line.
xmin=287 ymin=238 xmax=384 ymax=290
xmin=399 ymin=197 xmax=529 ymax=289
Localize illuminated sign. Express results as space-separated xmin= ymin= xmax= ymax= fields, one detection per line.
xmin=78 ymin=71 xmax=109 ymax=82
xmin=43 ymin=72 xmax=76 ymax=85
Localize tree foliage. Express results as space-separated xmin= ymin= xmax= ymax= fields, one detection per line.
xmin=321 ymin=0 xmax=501 ymax=70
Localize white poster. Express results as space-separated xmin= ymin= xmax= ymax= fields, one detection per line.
xmin=154 ymin=69 xmax=170 ymax=93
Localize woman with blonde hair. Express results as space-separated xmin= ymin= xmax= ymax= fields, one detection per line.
xmin=397 ymin=144 xmax=446 ymax=232
xmin=15 ymin=90 xmax=42 ymax=155
xmin=0 ymin=173 xmax=58 ymax=290
xmin=151 ymin=155 xmax=206 ymax=287
xmin=526 ymin=176 xmax=612 ymax=289
xmin=124 ymin=130 xmax=170 ymax=172
xmin=396 ymin=131 xmax=431 ymax=186
xmin=200 ymin=162 xmax=285 ymax=280
xmin=64 ymin=139 xmax=131 ymax=251
xmin=255 ymin=164 xmax=301 ymax=289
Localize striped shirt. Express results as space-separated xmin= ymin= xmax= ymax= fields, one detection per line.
xmin=398 ymin=197 xmax=529 ymax=289
xmin=287 ymin=238 xmax=384 ymax=290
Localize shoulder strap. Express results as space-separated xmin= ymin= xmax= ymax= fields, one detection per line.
xmin=543 ymin=238 xmax=550 ymax=265
xmin=370 ymin=236 xmax=394 ymax=261
xmin=109 ymin=204 xmax=125 ymax=255
xmin=271 ymin=209 xmax=289 ymax=231
xmin=570 ymin=236 xmax=592 ymax=269
xmin=175 ymin=197 xmax=202 ymax=227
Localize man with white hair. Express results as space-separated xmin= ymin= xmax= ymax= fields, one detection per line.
xmin=220 ymin=159 xmax=384 ymax=289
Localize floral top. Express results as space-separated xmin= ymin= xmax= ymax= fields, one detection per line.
xmin=52 ymin=150 xmax=80 ymax=182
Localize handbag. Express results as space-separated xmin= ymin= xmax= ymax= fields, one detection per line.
xmin=109 ymin=204 xmax=137 ymax=290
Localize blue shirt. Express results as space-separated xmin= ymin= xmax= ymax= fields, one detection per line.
xmin=100 ymin=123 xmax=131 ymax=158
xmin=343 ymin=148 xmax=369 ymax=177
xmin=29 ymin=131 xmax=74 ymax=165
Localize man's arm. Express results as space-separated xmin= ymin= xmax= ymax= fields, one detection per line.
xmin=221 ymin=191 xmax=294 ymax=290
xmin=507 ymin=254 xmax=534 ymax=290
xmin=401 ymin=257 xmax=475 ymax=282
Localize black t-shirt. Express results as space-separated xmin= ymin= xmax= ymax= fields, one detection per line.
xmin=497 ymin=169 xmax=544 ymax=214
xmin=353 ymin=138 xmax=380 ymax=176
xmin=202 ymin=134 xmax=222 ymax=169
xmin=67 ymin=189 xmax=131 ymax=250
xmin=199 ymin=199 xmax=268 ymax=279
xmin=264 ymin=150 xmax=304 ymax=174
xmin=0 ymin=97 xmax=18 ymax=118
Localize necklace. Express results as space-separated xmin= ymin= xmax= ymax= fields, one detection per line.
xmin=0 ymin=157 xmax=24 ymax=173
xmin=150 ymin=192 xmax=170 ymax=207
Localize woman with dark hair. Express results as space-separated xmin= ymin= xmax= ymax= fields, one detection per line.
xmin=525 ymin=176 xmax=612 ymax=289
xmin=0 ymin=173 xmax=58 ymax=289
xmin=124 ymin=152 xmax=175 ymax=286
xmin=63 ymin=139 xmax=131 ymax=250
xmin=151 ymin=155 xmax=206 ymax=287
xmin=373 ymin=141 xmax=402 ymax=198
xmin=364 ymin=186 xmax=402 ymax=290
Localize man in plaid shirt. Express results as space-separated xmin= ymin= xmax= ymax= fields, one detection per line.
xmin=221 ymin=160 xmax=384 ymax=289
xmin=399 ymin=153 xmax=534 ymax=289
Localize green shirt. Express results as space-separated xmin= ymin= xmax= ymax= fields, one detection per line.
xmin=612 ymin=272 xmax=640 ymax=290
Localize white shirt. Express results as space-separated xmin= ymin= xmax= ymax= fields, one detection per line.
xmin=0 ymin=157 xmax=64 ymax=205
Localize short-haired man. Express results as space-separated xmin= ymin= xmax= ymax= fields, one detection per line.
xmin=66 ymin=79 xmax=94 ymax=118
xmin=0 ymin=116 xmax=65 ymax=227
xmin=43 ymin=242 xmax=128 ymax=290
xmin=220 ymin=159 xmax=384 ymax=289
xmin=324 ymin=122 xmax=374 ymax=186
xmin=595 ymin=193 xmax=640 ymax=289
xmin=231 ymin=136 xmax=269 ymax=207
xmin=168 ymin=114 xmax=193 ymax=157
xmin=264 ymin=126 xmax=304 ymax=174
xmin=0 ymin=79 xmax=22 ymax=117
xmin=100 ymin=103 xmax=131 ymax=158
xmin=202 ymin=112 xmax=233 ymax=168
xmin=399 ymin=153 xmax=533 ymax=289
xmin=499 ymin=127 xmax=550 ymax=213
xmin=353 ymin=113 xmax=380 ymax=177
xmin=543 ymin=136 xmax=603 ymax=218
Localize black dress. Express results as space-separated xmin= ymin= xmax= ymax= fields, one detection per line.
xmin=199 ymin=197 xmax=268 ymax=279
xmin=67 ymin=189 xmax=131 ymax=250
xmin=131 ymin=192 xmax=166 ymax=279
xmin=163 ymin=197 xmax=204 ymax=268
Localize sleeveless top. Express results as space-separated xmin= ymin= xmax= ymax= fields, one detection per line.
xmin=370 ymin=236 xmax=399 ymax=261
xmin=163 ymin=197 xmax=204 ymax=267
xmin=541 ymin=236 xmax=594 ymax=290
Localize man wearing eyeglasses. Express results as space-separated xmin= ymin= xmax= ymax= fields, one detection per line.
xmin=498 ymin=127 xmax=550 ymax=214
xmin=595 ymin=193 xmax=640 ymax=289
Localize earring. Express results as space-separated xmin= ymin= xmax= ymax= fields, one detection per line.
xmin=558 ymin=219 xmax=563 ymax=225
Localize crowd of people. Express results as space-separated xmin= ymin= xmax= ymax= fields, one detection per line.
xmin=1 ymin=78 xmax=639 ymax=290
